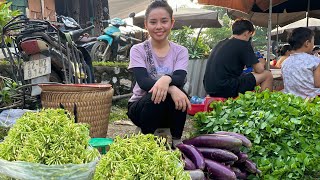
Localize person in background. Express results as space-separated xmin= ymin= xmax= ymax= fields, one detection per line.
xmin=312 ymin=46 xmax=320 ymax=57
xmin=203 ymin=19 xmax=273 ymax=98
xmin=275 ymin=44 xmax=292 ymax=68
xmin=282 ymin=27 xmax=320 ymax=98
xmin=126 ymin=0 xmax=191 ymax=148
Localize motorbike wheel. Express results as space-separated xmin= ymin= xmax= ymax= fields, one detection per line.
xmin=91 ymin=41 xmax=112 ymax=61
xmin=49 ymin=70 xmax=63 ymax=82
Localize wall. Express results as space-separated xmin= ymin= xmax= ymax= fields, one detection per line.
xmin=187 ymin=59 xmax=207 ymax=97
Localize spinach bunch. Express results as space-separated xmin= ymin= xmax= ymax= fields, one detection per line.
xmin=94 ymin=134 xmax=190 ymax=180
xmin=0 ymin=108 xmax=99 ymax=165
xmin=194 ymin=89 xmax=320 ymax=179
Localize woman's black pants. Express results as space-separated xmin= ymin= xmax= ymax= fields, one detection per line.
xmin=127 ymin=93 xmax=187 ymax=139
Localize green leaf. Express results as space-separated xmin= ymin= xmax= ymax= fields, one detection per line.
xmin=260 ymin=122 xmax=267 ymax=129
xmin=290 ymin=118 xmax=301 ymax=124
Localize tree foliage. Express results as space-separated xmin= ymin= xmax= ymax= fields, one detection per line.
xmin=202 ymin=6 xmax=268 ymax=51
xmin=170 ymin=26 xmax=210 ymax=59
xmin=0 ymin=1 xmax=21 ymax=43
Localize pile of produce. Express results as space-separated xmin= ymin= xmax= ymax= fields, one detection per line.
xmin=0 ymin=108 xmax=100 ymax=164
xmin=94 ymin=134 xmax=190 ymax=180
xmin=194 ymin=89 xmax=320 ymax=179
xmin=178 ymin=132 xmax=260 ymax=179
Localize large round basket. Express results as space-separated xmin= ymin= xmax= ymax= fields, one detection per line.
xmin=40 ymin=84 xmax=114 ymax=137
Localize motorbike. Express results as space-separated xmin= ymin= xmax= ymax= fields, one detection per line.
xmin=56 ymin=15 xmax=96 ymax=81
xmin=57 ymin=15 xmax=97 ymax=53
xmin=90 ymin=15 xmax=141 ymax=62
xmin=1 ymin=14 xmax=94 ymax=96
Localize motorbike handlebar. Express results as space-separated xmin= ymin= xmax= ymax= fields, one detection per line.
xmin=68 ymin=25 xmax=95 ymax=41
xmin=120 ymin=34 xmax=142 ymax=42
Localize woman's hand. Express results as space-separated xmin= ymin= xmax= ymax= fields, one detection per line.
xmin=149 ymin=75 xmax=172 ymax=104
xmin=168 ymin=86 xmax=191 ymax=112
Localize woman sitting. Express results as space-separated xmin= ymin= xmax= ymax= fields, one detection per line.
xmin=275 ymin=44 xmax=292 ymax=68
xmin=282 ymin=27 xmax=320 ymax=98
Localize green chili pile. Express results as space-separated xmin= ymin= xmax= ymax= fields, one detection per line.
xmin=0 ymin=108 xmax=99 ymax=165
xmin=94 ymin=134 xmax=190 ymax=180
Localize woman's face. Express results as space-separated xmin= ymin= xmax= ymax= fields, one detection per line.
xmin=144 ymin=8 xmax=174 ymax=42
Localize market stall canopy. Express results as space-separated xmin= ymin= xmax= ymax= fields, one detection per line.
xmin=228 ymin=10 xmax=320 ymax=27
xmin=197 ymin=0 xmax=286 ymax=13
xmin=271 ymin=17 xmax=320 ymax=43
xmin=133 ymin=8 xmax=222 ymax=29
xmin=261 ymin=0 xmax=320 ymax=13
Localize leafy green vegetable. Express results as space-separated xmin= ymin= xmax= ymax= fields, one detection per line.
xmin=194 ymin=89 xmax=320 ymax=179
xmin=94 ymin=134 xmax=190 ymax=180
xmin=0 ymin=109 xmax=100 ymax=165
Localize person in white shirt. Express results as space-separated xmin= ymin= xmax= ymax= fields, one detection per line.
xmin=282 ymin=27 xmax=320 ymax=98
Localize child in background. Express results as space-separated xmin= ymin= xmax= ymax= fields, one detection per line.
xmin=282 ymin=27 xmax=320 ymax=98
xmin=312 ymin=46 xmax=320 ymax=57
xmin=275 ymin=44 xmax=292 ymax=68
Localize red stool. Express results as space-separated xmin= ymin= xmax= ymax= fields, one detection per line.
xmin=187 ymin=97 xmax=227 ymax=116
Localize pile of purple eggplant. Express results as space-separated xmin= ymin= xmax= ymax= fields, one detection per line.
xmin=177 ymin=131 xmax=261 ymax=180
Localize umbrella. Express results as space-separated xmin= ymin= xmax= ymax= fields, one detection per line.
xmin=197 ymin=0 xmax=286 ymax=13
xmin=261 ymin=0 xmax=320 ymax=13
xmin=271 ymin=17 xmax=320 ymax=43
xmin=228 ymin=10 xmax=320 ymax=27
xmin=132 ymin=8 xmax=222 ymax=30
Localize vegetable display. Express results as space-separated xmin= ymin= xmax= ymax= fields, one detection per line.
xmin=0 ymin=108 xmax=100 ymax=164
xmin=94 ymin=134 xmax=190 ymax=180
xmin=178 ymin=133 xmax=260 ymax=180
xmin=194 ymin=89 xmax=320 ymax=179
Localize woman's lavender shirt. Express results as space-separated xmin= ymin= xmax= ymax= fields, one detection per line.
xmin=128 ymin=40 xmax=188 ymax=102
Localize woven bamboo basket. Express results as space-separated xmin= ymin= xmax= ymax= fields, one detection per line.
xmin=40 ymin=84 xmax=114 ymax=137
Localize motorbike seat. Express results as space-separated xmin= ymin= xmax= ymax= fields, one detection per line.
xmin=78 ymin=36 xmax=97 ymax=43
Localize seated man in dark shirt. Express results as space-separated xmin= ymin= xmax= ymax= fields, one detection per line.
xmin=203 ymin=19 xmax=273 ymax=98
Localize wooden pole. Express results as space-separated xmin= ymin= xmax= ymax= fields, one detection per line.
xmin=266 ymin=0 xmax=273 ymax=70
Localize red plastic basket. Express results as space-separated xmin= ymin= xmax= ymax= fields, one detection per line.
xmin=187 ymin=104 xmax=205 ymax=116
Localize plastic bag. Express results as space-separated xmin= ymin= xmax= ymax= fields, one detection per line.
xmin=0 ymin=109 xmax=33 ymax=127
xmin=0 ymin=158 xmax=99 ymax=180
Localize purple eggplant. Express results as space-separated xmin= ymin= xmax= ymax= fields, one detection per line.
xmin=183 ymin=156 xmax=196 ymax=170
xmin=244 ymin=159 xmax=258 ymax=174
xmin=183 ymin=134 xmax=242 ymax=152
xmin=186 ymin=169 xmax=205 ymax=180
xmin=257 ymin=169 xmax=262 ymax=175
xmin=214 ymin=131 xmax=252 ymax=148
xmin=236 ymin=152 xmax=249 ymax=163
xmin=176 ymin=144 xmax=205 ymax=170
xmin=231 ymin=167 xmax=248 ymax=179
xmin=204 ymin=158 xmax=237 ymax=180
xmin=198 ymin=147 xmax=238 ymax=162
